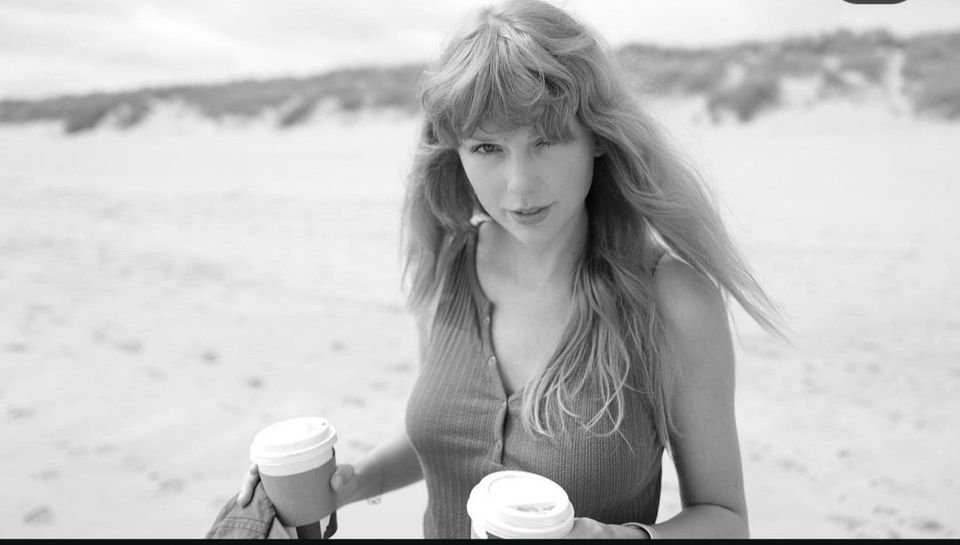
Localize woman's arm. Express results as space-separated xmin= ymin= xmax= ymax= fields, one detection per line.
xmin=565 ymin=255 xmax=748 ymax=539
xmin=335 ymin=429 xmax=423 ymax=508
xmin=646 ymin=255 xmax=749 ymax=538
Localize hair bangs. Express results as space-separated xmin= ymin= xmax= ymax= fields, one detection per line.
xmin=425 ymin=14 xmax=581 ymax=148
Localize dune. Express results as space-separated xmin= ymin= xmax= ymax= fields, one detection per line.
xmin=0 ymin=101 xmax=957 ymax=538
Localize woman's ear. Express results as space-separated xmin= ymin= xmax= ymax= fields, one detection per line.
xmin=592 ymin=135 xmax=607 ymax=157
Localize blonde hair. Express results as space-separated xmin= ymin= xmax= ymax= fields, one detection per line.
xmin=402 ymin=0 xmax=783 ymax=449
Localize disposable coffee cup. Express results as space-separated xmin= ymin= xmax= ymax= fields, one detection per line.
xmin=466 ymin=470 xmax=575 ymax=539
xmin=250 ymin=416 xmax=338 ymax=535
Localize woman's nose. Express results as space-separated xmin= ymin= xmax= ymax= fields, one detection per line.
xmin=505 ymin=153 xmax=539 ymax=195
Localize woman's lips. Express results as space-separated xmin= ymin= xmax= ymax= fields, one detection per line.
xmin=508 ymin=204 xmax=552 ymax=225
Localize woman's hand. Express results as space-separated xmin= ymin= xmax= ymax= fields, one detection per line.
xmin=328 ymin=463 xmax=364 ymax=508
xmin=561 ymin=517 xmax=650 ymax=539
xmin=236 ymin=463 xmax=260 ymax=507
xmin=235 ymin=462 xmax=360 ymax=508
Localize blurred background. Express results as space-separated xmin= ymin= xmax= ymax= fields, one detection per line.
xmin=1 ymin=0 xmax=958 ymax=538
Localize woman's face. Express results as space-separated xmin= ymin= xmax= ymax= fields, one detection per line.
xmin=457 ymin=118 xmax=600 ymax=246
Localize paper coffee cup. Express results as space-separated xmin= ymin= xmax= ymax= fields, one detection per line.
xmin=249 ymin=416 xmax=338 ymax=528
xmin=466 ymin=470 xmax=575 ymax=539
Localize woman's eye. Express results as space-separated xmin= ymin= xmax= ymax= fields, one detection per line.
xmin=536 ymin=139 xmax=559 ymax=148
xmin=471 ymin=143 xmax=500 ymax=154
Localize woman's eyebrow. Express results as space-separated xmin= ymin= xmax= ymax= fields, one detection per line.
xmin=463 ymin=131 xmax=500 ymax=142
xmin=475 ymin=126 xmax=503 ymax=136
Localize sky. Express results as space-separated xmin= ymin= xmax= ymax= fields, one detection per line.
xmin=2 ymin=0 xmax=960 ymax=100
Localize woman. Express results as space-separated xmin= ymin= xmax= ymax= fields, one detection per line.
xmin=238 ymin=0 xmax=783 ymax=538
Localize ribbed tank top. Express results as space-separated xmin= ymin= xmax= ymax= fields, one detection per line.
xmin=405 ymin=226 xmax=664 ymax=539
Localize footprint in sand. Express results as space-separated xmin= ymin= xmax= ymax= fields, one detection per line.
xmin=870 ymin=476 xmax=919 ymax=496
xmin=331 ymin=340 xmax=346 ymax=352
xmin=31 ymin=469 xmax=61 ymax=481
xmin=828 ymin=514 xmax=866 ymax=532
xmin=200 ymin=350 xmax=219 ymax=365
xmin=802 ymin=376 xmax=822 ymax=394
xmin=123 ymin=454 xmax=147 ymax=472
xmin=23 ymin=506 xmax=54 ymax=525
xmin=159 ymin=478 xmax=186 ymax=493
xmin=245 ymin=376 xmax=265 ymax=389
xmin=341 ymin=396 xmax=365 ymax=407
xmin=775 ymin=457 xmax=808 ymax=475
xmin=387 ymin=361 xmax=413 ymax=374
xmin=8 ymin=406 xmax=36 ymax=419
xmin=5 ymin=342 xmax=29 ymax=353
xmin=95 ymin=443 xmax=118 ymax=455
xmin=872 ymin=505 xmax=897 ymax=516
xmin=149 ymin=472 xmax=186 ymax=493
xmin=115 ymin=339 xmax=143 ymax=354
xmin=369 ymin=380 xmax=388 ymax=392
xmin=909 ymin=516 xmax=945 ymax=534
xmin=144 ymin=366 xmax=166 ymax=381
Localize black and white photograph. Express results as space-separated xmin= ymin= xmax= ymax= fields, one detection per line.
xmin=1 ymin=0 xmax=958 ymax=539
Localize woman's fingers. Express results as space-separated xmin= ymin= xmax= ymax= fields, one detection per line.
xmin=236 ymin=463 xmax=356 ymax=508
xmin=236 ymin=463 xmax=260 ymax=507
xmin=330 ymin=464 xmax=356 ymax=493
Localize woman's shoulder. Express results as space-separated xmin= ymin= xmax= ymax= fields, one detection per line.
xmin=650 ymin=253 xmax=727 ymax=338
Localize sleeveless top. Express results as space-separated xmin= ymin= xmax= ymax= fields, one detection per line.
xmin=405 ymin=226 xmax=665 ymax=539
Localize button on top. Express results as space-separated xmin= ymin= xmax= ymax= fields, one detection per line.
xmin=482 ymin=315 xmax=491 ymax=327
xmin=487 ymin=356 xmax=497 ymax=366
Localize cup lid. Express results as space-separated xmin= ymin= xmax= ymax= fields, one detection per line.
xmin=467 ymin=470 xmax=574 ymax=537
xmin=249 ymin=416 xmax=337 ymax=467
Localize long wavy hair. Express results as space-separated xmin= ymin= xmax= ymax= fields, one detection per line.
xmin=401 ymin=0 xmax=784 ymax=449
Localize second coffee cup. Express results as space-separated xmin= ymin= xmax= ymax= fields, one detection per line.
xmin=249 ymin=416 xmax=338 ymax=531
xmin=466 ymin=470 xmax=575 ymax=539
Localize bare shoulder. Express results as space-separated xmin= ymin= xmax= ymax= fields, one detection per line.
xmin=653 ymin=256 xmax=725 ymax=323
xmin=651 ymin=255 xmax=732 ymax=366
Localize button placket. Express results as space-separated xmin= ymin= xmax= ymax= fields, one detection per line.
xmin=479 ymin=299 xmax=506 ymax=463
xmin=481 ymin=304 xmax=501 ymax=388
xmin=491 ymin=402 xmax=507 ymax=463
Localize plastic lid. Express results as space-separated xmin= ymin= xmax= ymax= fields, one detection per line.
xmin=249 ymin=416 xmax=337 ymax=467
xmin=466 ymin=471 xmax=574 ymax=538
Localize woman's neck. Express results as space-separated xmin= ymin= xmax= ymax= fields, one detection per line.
xmin=483 ymin=207 xmax=588 ymax=292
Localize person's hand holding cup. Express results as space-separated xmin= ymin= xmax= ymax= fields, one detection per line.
xmin=239 ymin=417 xmax=343 ymax=538
xmin=237 ymin=460 xmax=363 ymax=510
xmin=466 ymin=470 xmax=575 ymax=539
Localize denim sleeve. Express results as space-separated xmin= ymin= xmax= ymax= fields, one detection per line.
xmin=205 ymin=481 xmax=293 ymax=539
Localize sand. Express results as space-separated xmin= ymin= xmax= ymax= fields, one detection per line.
xmin=1 ymin=102 xmax=957 ymax=538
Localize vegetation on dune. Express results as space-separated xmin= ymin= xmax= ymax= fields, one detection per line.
xmin=903 ymin=31 xmax=960 ymax=120
xmin=1 ymin=30 xmax=958 ymax=134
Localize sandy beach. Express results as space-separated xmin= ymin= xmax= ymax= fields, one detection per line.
xmin=1 ymin=102 xmax=958 ymax=538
